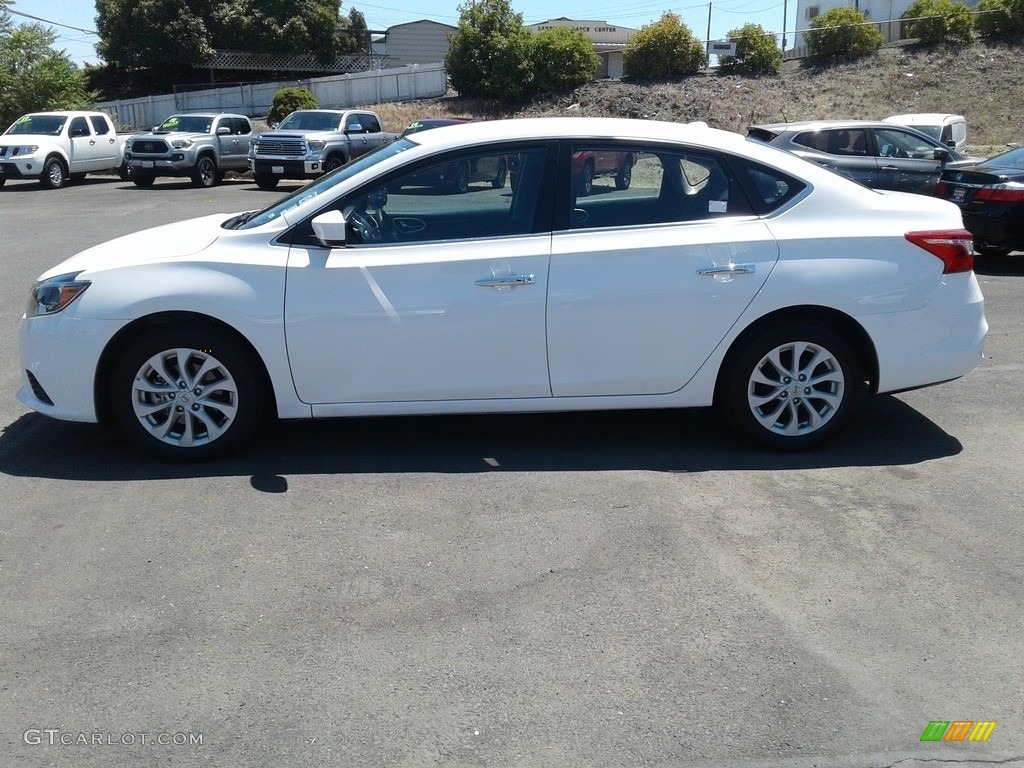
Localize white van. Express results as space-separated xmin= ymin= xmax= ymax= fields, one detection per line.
xmin=884 ymin=113 xmax=968 ymax=153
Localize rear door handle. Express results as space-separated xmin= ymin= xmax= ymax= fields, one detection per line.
xmin=697 ymin=263 xmax=756 ymax=276
xmin=475 ymin=274 xmax=536 ymax=287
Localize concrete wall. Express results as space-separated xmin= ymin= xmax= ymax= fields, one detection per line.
xmin=385 ymin=21 xmax=457 ymax=67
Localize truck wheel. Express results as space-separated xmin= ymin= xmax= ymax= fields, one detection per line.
xmin=40 ymin=157 xmax=68 ymax=189
xmin=491 ymin=159 xmax=507 ymax=189
xmin=132 ymin=174 xmax=155 ymax=188
xmin=254 ymin=174 xmax=279 ymax=190
xmin=324 ymin=156 xmax=344 ymax=174
xmin=0 ymin=178 xmax=6 ymax=188
xmin=192 ymin=156 xmax=217 ymax=188
xmin=577 ymin=161 xmax=594 ymax=197
xmin=118 ymin=162 xmax=131 ymax=181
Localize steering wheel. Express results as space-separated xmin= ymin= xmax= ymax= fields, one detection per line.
xmin=348 ymin=210 xmax=383 ymax=244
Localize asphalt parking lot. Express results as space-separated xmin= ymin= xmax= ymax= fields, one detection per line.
xmin=1 ymin=174 xmax=1022 ymax=768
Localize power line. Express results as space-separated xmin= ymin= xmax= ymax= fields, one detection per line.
xmin=7 ymin=8 xmax=98 ymax=35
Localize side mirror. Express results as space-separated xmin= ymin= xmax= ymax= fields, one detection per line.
xmin=217 ymin=126 xmax=231 ymax=135
xmin=935 ymin=148 xmax=951 ymax=162
xmin=346 ymin=122 xmax=362 ymax=133
xmin=311 ymin=210 xmax=348 ymax=247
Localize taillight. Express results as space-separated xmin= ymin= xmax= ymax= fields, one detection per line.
xmin=974 ymin=182 xmax=1024 ymax=203
xmin=905 ymin=230 xmax=974 ymax=274
xmin=934 ymin=182 xmax=948 ymax=196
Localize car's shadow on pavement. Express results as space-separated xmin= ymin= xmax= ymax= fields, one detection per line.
xmin=0 ymin=394 xmax=961 ymax=484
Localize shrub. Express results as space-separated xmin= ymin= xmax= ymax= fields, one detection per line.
xmin=531 ymin=27 xmax=599 ymax=94
xmin=624 ymin=12 xmax=707 ymax=79
xmin=445 ymin=0 xmax=535 ymax=102
xmin=718 ymin=23 xmax=782 ymax=75
xmin=902 ymin=0 xmax=975 ymax=44
xmin=269 ymin=87 xmax=318 ymax=124
xmin=975 ymin=0 xmax=1024 ymax=38
xmin=804 ymin=7 xmax=883 ymax=58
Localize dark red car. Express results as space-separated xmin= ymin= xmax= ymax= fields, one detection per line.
xmin=573 ymin=150 xmax=634 ymax=196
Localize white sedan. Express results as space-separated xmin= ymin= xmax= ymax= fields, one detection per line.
xmin=18 ymin=118 xmax=987 ymax=459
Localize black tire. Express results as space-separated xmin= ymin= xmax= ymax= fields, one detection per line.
xmin=40 ymin=156 xmax=68 ymax=189
xmin=0 ymin=178 xmax=6 ymax=188
xmin=118 ymin=162 xmax=131 ymax=181
xmin=70 ymin=172 xmax=88 ymax=184
xmin=109 ymin=324 xmax=267 ymax=461
xmin=577 ymin=161 xmax=594 ymax=196
xmin=324 ymin=155 xmax=345 ymax=174
xmin=491 ymin=159 xmax=507 ymax=189
xmin=615 ymin=156 xmax=632 ymax=190
xmin=192 ymin=155 xmax=217 ymax=188
xmin=254 ymin=174 xmax=279 ymax=190
xmin=132 ymin=173 xmax=155 ymax=188
xmin=453 ymin=161 xmax=470 ymax=193
xmin=719 ymin=323 xmax=863 ymax=451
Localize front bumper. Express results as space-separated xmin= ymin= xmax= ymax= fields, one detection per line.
xmin=18 ymin=312 xmax=124 ymax=423
xmin=251 ymin=158 xmax=323 ymax=179
xmin=0 ymin=154 xmax=45 ymax=180
xmin=127 ymin=154 xmax=198 ymax=177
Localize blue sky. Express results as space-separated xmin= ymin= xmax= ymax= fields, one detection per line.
xmin=7 ymin=0 xmax=799 ymax=67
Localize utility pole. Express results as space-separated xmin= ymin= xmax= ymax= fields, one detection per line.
xmin=707 ymin=2 xmax=713 ymax=45
xmin=782 ymin=0 xmax=788 ymax=49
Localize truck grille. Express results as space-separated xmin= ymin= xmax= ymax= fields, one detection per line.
xmin=131 ymin=139 xmax=171 ymax=156
xmin=255 ymin=138 xmax=305 ymax=155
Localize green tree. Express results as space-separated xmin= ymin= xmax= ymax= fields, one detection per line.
xmin=341 ymin=8 xmax=369 ymax=54
xmin=975 ymin=0 xmax=1024 ymax=38
xmin=804 ymin=7 xmax=883 ymax=58
xmin=213 ymin=0 xmax=344 ymax=63
xmin=0 ymin=13 xmax=98 ymax=127
xmin=95 ymin=0 xmax=216 ymax=69
xmin=718 ymin=23 xmax=782 ymax=75
xmin=624 ymin=12 xmax=706 ymax=80
xmin=268 ymin=86 xmax=319 ymax=123
xmin=531 ymin=26 xmax=599 ymax=94
xmin=445 ymin=0 xmax=534 ymax=102
xmin=902 ymin=0 xmax=974 ymax=43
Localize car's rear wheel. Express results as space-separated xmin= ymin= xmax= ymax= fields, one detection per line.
xmin=492 ymin=159 xmax=507 ymax=189
xmin=132 ymin=173 xmax=155 ymax=188
xmin=254 ymin=174 xmax=278 ymax=190
xmin=40 ymin=157 xmax=68 ymax=189
xmin=976 ymin=243 xmax=1012 ymax=258
xmin=577 ymin=161 xmax=594 ymax=196
xmin=720 ymin=323 xmax=862 ymax=450
xmin=453 ymin=161 xmax=470 ymax=193
xmin=192 ymin=156 xmax=217 ymax=187
xmin=109 ymin=325 xmax=266 ymax=460
xmin=615 ymin=156 xmax=632 ymax=190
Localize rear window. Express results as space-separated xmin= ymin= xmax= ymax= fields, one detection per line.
xmin=747 ymin=127 xmax=780 ymax=143
xmin=728 ymin=157 xmax=807 ymax=215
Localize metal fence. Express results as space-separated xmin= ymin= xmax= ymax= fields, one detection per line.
xmin=96 ymin=62 xmax=447 ymax=130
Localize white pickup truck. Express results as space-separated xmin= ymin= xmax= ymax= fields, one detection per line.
xmin=0 ymin=111 xmax=131 ymax=189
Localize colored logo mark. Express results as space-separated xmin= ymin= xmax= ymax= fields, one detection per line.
xmin=921 ymin=721 xmax=997 ymax=742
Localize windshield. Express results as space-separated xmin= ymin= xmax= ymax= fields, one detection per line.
xmin=911 ymin=125 xmax=941 ymax=142
xmin=158 ymin=115 xmax=213 ymax=133
xmin=277 ymin=112 xmax=343 ymax=131
xmin=5 ymin=114 xmax=66 ymax=136
xmin=227 ymin=139 xmax=416 ymax=230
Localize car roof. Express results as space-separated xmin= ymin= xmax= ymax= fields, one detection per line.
xmin=885 ymin=113 xmax=963 ymax=124
xmin=751 ymin=120 xmax=909 ymax=132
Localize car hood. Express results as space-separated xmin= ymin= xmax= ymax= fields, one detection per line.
xmin=0 ymin=133 xmax=56 ymax=146
xmin=259 ymin=130 xmax=336 ymax=139
xmin=38 ymin=214 xmax=232 ymax=280
xmin=132 ymin=131 xmax=211 ymax=142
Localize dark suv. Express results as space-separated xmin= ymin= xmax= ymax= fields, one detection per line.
xmin=748 ymin=120 xmax=974 ymax=195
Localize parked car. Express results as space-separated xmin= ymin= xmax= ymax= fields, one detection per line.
xmin=249 ymin=109 xmax=398 ymax=189
xmin=573 ymin=149 xmax=634 ymax=195
xmin=126 ymin=112 xmax=255 ymax=188
xmin=396 ymin=118 xmax=504 ymax=192
xmin=748 ymin=120 xmax=973 ymax=195
xmin=400 ymin=118 xmax=473 ymax=137
xmin=18 ymin=118 xmax=987 ymax=460
xmin=0 ymin=111 xmax=131 ymax=189
xmin=934 ymin=145 xmax=1024 ymax=257
xmin=884 ymin=113 xmax=968 ymax=153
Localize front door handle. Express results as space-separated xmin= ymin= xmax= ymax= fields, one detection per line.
xmin=475 ymin=274 xmax=536 ymax=287
xmin=697 ymin=263 xmax=756 ymax=276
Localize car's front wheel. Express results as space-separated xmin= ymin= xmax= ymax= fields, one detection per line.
xmin=577 ymin=161 xmax=594 ymax=196
xmin=254 ymin=174 xmax=279 ymax=190
xmin=132 ymin=173 xmax=155 ymax=188
xmin=109 ymin=325 xmax=266 ymax=460
xmin=720 ymin=323 xmax=862 ymax=450
xmin=192 ymin=156 xmax=217 ymax=187
xmin=492 ymin=159 xmax=507 ymax=189
xmin=40 ymin=157 xmax=68 ymax=189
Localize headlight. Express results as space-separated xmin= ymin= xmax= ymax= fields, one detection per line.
xmin=12 ymin=145 xmax=38 ymax=156
xmin=27 ymin=272 xmax=91 ymax=317
xmin=171 ymin=138 xmax=194 ymax=149
xmin=308 ymin=139 xmax=326 ymax=151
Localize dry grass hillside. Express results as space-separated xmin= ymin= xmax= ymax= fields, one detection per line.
xmin=365 ymin=41 xmax=1024 ymax=158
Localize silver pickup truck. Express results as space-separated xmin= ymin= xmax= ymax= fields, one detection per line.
xmin=126 ymin=112 xmax=255 ymax=188
xmin=249 ymin=109 xmax=398 ymax=189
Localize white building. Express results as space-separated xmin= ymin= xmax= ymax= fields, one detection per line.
xmin=526 ymin=18 xmax=638 ymax=78
xmin=384 ymin=20 xmax=457 ymax=67
xmin=794 ymin=0 xmax=978 ymax=48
